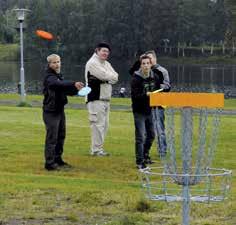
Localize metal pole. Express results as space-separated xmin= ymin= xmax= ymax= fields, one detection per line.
xmin=182 ymin=183 xmax=190 ymax=225
xmin=181 ymin=108 xmax=192 ymax=225
xmin=19 ymin=20 xmax=26 ymax=102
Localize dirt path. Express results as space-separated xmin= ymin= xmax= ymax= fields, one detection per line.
xmin=0 ymin=99 xmax=236 ymax=115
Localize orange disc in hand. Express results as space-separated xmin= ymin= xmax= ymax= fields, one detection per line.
xmin=36 ymin=30 xmax=54 ymax=40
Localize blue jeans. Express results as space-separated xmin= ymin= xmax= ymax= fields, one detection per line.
xmin=133 ymin=112 xmax=155 ymax=165
xmin=152 ymin=107 xmax=167 ymax=157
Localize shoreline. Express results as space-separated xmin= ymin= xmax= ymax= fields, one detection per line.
xmin=1 ymin=44 xmax=236 ymax=65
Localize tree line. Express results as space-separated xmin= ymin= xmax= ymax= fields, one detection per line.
xmin=0 ymin=0 xmax=235 ymax=61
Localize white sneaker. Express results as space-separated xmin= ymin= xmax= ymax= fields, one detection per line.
xmin=98 ymin=150 xmax=110 ymax=156
xmin=91 ymin=150 xmax=110 ymax=156
xmin=90 ymin=151 xmax=99 ymax=156
xmin=137 ymin=163 xmax=150 ymax=172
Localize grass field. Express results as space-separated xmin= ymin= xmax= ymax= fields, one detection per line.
xmin=0 ymin=94 xmax=235 ymax=225
xmin=0 ymin=44 xmax=18 ymax=61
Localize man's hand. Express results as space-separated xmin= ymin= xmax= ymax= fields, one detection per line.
xmin=75 ymin=82 xmax=84 ymax=90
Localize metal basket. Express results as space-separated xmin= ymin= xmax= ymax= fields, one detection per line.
xmin=140 ymin=92 xmax=232 ymax=225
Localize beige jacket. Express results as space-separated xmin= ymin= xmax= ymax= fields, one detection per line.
xmin=85 ymin=53 xmax=118 ymax=101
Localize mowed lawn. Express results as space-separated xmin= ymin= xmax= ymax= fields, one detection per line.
xmin=0 ymin=95 xmax=235 ymax=225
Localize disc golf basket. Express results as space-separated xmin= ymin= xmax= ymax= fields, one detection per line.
xmin=140 ymin=92 xmax=232 ymax=225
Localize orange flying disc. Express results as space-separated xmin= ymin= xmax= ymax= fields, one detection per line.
xmin=36 ymin=30 xmax=54 ymax=40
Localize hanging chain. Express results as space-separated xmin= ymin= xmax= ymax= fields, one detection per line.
xmin=206 ymin=108 xmax=221 ymax=168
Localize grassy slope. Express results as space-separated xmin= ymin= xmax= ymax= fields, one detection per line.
xmin=0 ymin=44 xmax=18 ymax=61
xmin=0 ymin=96 xmax=235 ymax=225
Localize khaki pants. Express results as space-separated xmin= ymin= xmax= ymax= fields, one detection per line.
xmin=87 ymin=100 xmax=110 ymax=153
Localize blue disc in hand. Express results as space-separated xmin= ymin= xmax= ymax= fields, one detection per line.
xmin=78 ymin=86 xmax=91 ymax=96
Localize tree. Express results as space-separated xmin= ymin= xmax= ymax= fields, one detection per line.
xmin=0 ymin=0 xmax=230 ymax=60
xmin=224 ymin=0 xmax=236 ymax=46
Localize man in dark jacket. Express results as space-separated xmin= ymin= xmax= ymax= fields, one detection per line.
xmin=43 ymin=54 xmax=84 ymax=171
xmin=131 ymin=55 xmax=161 ymax=170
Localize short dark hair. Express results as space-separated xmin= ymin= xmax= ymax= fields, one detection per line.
xmin=96 ymin=42 xmax=111 ymax=51
xmin=139 ymin=54 xmax=151 ymax=63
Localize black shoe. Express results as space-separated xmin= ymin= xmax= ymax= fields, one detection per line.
xmin=45 ymin=163 xmax=59 ymax=171
xmin=144 ymin=158 xmax=155 ymax=164
xmin=56 ymin=160 xmax=72 ymax=168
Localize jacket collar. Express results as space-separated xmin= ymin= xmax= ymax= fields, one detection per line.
xmin=134 ymin=68 xmax=154 ymax=79
xmin=46 ymin=67 xmax=63 ymax=79
xmin=93 ymin=53 xmax=106 ymax=64
xmin=151 ymin=64 xmax=160 ymax=70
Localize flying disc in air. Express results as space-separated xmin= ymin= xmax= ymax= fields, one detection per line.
xmin=36 ymin=30 xmax=54 ymax=40
xmin=152 ymin=88 xmax=163 ymax=93
xmin=151 ymin=88 xmax=166 ymax=108
xmin=78 ymin=86 xmax=91 ymax=96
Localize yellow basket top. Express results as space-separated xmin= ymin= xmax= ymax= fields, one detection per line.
xmin=150 ymin=92 xmax=224 ymax=108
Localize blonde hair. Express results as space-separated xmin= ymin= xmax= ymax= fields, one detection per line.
xmin=145 ymin=50 xmax=157 ymax=58
xmin=47 ymin=54 xmax=60 ymax=63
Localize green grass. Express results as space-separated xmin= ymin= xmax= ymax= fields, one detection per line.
xmin=0 ymin=43 xmax=18 ymax=61
xmin=224 ymin=98 xmax=236 ymax=109
xmin=0 ymin=95 xmax=235 ymax=224
xmin=0 ymin=93 xmax=236 ymax=110
xmin=0 ymin=94 xmax=131 ymax=106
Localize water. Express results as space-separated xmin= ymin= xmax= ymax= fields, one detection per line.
xmin=0 ymin=61 xmax=236 ymax=97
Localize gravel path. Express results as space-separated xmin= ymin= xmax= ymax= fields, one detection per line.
xmin=0 ymin=99 xmax=236 ymax=115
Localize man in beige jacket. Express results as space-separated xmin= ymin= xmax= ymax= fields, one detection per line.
xmin=85 ymin=42 xmax=118 ymax=156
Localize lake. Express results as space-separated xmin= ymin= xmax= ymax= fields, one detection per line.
xmin=0 ymin=61 xmax=236 ymax=97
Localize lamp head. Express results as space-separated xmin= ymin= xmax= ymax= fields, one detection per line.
xmin=17 ymin=11 xmax=25 ymax=21
xmin=13 ymin=9 xmax=30 ymax=22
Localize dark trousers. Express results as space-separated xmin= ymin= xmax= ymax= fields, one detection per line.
xmin=43 ymin=111 xmax=66 ymax=166
xmin=133 ymin=112 xmax=155 ymax=165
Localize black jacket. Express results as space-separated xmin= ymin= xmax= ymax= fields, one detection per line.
xmin=86 ymin=71 xmax=108 ymax=103
xmin=43 ymin=68 xmax=78 ymax=112
xmin=129 ymin=60 xmax=171 ymax=92
xmin=131 ymin=70 xmax=160 ymax=115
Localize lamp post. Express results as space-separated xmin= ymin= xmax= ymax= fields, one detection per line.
xmin=13 ymin=8 xmax=30 ymax=103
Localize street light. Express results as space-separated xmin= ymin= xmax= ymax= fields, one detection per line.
xmin=13 ymin=8 xmax=30 ymax=103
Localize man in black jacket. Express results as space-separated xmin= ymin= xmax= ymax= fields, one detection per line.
xmin=43 ymin=54 xmax=84 ymax=171
xmin=131 ymin=55 xmax=161 ymax=170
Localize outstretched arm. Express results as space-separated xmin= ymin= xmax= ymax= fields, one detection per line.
xmin=47 ymin=76 xmax=84 ymax=95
